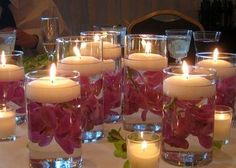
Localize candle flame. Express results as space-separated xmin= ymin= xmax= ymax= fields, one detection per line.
xmin=73 ymin=45 xmax=81 ymax=58
xmin=141 ymin=141 xmax=147 ymax=151
xmin=182 ymin=61 xmax=189 ymax=79
xmin=1 ymin=51 xmax=6 ymax=67
xmin=50 ymin=63 xmax=56 ymax=84
xmin=213 ymin=48 xmax=219 ymax=62
xmin=140 ymin=132 xmax=143 ymax=138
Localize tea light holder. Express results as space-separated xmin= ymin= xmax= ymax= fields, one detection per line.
xmin=127 ymin=131 xmax=161 ymax=168
xmin=214 ymin=105 xmax=233 ymax=144
xmin=0 ymin=106 xmax=16 ymax=141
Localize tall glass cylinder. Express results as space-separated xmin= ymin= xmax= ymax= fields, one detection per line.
xmin=196 ymin=51 xmax=236 ymax=121
xmin=162 ymin=65 xmax=216 ymax=166
xmin=56 ymin=36 xmax=104 ymax=142
xmin=123 ymin=34 xmax=167 ymax=132
xmin=81 ymin=31 xmax=123 ymax=123
xmin=0 ymin=50 xmax=25 ymax=125
xmin=25 ymin=69 xmax=82 ymax=168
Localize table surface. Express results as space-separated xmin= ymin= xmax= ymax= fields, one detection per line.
xmin=0 ymin=123 xmax=236 ymax=168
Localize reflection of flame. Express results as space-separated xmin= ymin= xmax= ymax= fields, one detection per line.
xmin=141 ymin=141 xmax=147 ymax=151
xmin=50 ymin=63 xmax=56 ymax=84
xmin=94 ymin=34 xmax=100 ymax=41
xmin=182 ymin=61 xmax=189 ymax=79
xmin=81 ymin=42 xmax=86 ymax=49
xmin=141 ymin=39 xmax=146 ymax=48
xmin=213 ymin=48 xmax=219 ymax=62
xmin=73 ymin=45 xmax=81 ymax=58
xmin=141 ymin=40 xmax=151 ymax=54
xmin=1 ymin=50 xmax=6 ymax=67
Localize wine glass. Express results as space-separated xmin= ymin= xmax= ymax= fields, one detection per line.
xmin=165 ymin=29 xmax=192 ymax=64
xmin=41 ymin=17 xmax=59 ymax=63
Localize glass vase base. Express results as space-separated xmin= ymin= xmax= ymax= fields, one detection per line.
xmin=162 ymin=151 xmax=212 ymax=166
xmin=123 ymin=122 xmax=161 ymax=132
xmin=104 ymin=114 xmax=121 ymax=123
xmin=16 ymin=114 xmax=26 ymax=125
xmin=30 ymin=156 xmax=83 ymax=168
xmin=0 ymin=135 xmax=16 ymax=142
xmin=82 ymin=130 xmax=104 ymax=143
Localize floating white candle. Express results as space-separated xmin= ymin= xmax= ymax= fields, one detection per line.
xmin=0 ymin=107 xmax=16 ymax=139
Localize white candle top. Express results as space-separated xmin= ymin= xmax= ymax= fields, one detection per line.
xmin=61 ymin=56 xmax=99 ymax=64
xmin=163 ymin=75 xmax=215 ymax=100
xmin=0 ymin=64 xmax=24 ymax=81
xmin=26 ymin=76 xmax=80 ymax=103
xmin=197 ymin=59 xmax=236 ymax=79
xmin=125 ymin=53 xmax=167 ymax=71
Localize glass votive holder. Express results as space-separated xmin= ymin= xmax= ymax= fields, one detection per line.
xmin=0 ymin=50 xmax=25 ymax=125
xmin=0 ymin=107 xmax=16 ymax=141
xmin=196 ymin=50 xmax=236 ymax=121
xmin=123 ymin=34 xmax=167 ymax=132
xmin=193 ymin=31 xmax=221 ymax=53
xmin=162 ymin=63 xmax=216 ymax=166
xmin=25 ymin=66 xmax=83 ymax=168
xmin=80 ymin=31 xmax=123 ymax=124
xmin=0 ymin=29 xmax=16 ymax=53
xmin=127 ymin=131 xmax=161 ymax=168
xmin=214 ymin=105 xmax=233 ymax=144
xmin=56 ymin=35 xmax=104 ymax=142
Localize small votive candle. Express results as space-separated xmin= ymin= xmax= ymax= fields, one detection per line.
xmin=127 ymin=132 xmax=161 ymax=168
xmin=214 ymin=105 xmax=233 ymax=144
xmin=0 ymin=107 xmax=16 ymax=141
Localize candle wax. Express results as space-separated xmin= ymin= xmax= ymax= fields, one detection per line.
xmin=163 ymin=75 xmax=215 ymax=100
xmin=0 ymin=110 xmax=16 ymax=139
xmin=214 ymin=113 xmax=232 ymax=140
xmin=197 ymin=59 xmax=236 ymax=79
xmin=26 ymin=76 xmax=80 ymax=103
xmin=0 ymin=64 xmax=24 ymax=81
xmin=125 ymin=53 xmax=167 ymax=71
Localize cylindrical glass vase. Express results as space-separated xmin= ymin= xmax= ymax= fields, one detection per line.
xmin=123 ymin=34 xmax=167 ymax=132
xmin=162 ymin=65 xmax=216 ymax=166
xmin=0 ymin=50 xmax=25 ymax=125
xmin=25 ymin=69 xmax=82 ymax=168
xmin=81 ymin=31 xmax=123 ymax=123
xmin=196 ymin=51 xmax=236 ymax=121
xmin=56 ymin=35 xmax=104 ymax=142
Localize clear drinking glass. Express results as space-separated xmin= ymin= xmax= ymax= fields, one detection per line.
xmin=0 ymin=30 xmax=16 ymax=53
xmin=123 ymin=34 xmax=167 ymax=132
xmin=193 ymin=31 xmax=221 ymax=53
xmin=80 ymin=31 xmax=123 ymax=124
xmin=25 ymin=69 xmax=82 ymax=168
xmin=41 ymin=17 xmax=59 ymax=63
xmin=56 ymin=35 xmax=104 ymax=143
xmin=0 ymin=50 xmax=25 ymax=125
xmin=162 ymin=65 xmax=216 ymax=166
xmin=165 ymin=29 xmax=192 ymax=64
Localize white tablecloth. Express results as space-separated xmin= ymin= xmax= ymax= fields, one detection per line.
xmin=0 ymin=123 xmax=236 ymax=168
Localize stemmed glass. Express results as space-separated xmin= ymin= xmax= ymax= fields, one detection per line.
xmin=41 ymin=17 xmax=59 ymax=63
xmin=165 ymin=29 xmax=192 ymax=64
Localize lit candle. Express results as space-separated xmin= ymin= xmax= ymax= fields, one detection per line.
xmin=163 ymin=61 xmax=215 ymax=100
xmin=125 ymin=41 xmax=167 ymax=71
xmin=57 ymin=45 xmax=102 ymax=76
xmin=127 ymin=132 xmax=160 ymax=168
xmin=0 ymin=51 xmax=24 ymax=81
xmin=214 ymin=105 xmax=233 ymax=142
xmin=26 ymin=63 xmax=80 ymax=103
xmin=196 ymin=48 xmax=236 ymax=78
xmin=0 ymin=107 xmax=16 ymax=139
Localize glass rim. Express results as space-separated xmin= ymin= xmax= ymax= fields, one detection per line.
xmin=196 ymin=52 xmax=236 ymax=59
xmin=41 ymin=16 xmax=59 ymax=20
xmin=215 ymin=105 xmax=233 ymax=113
xmin=163 ymin=65 xmax=216 ymax=77
xmin=25 ymin=69 xmax=80 ymax=81
xmin=165 ymin=29 xmax=192 ymax=33
xmin=193 ymin=31 xmax=221 ymax=34
xmin=2 ymin=50 xmax=23 ymax=57
xmin=80 ymin=30 xmax=121 ymax=36
xmin=127 ymin=131 xmax=161 ymax=143
xmin=56 ymin=35 xmax=102 ymax=43
xmin=0 ymin=29 xmax=16 ymax=34
xmin=126 ymin=34 xmax=167 ymax=40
